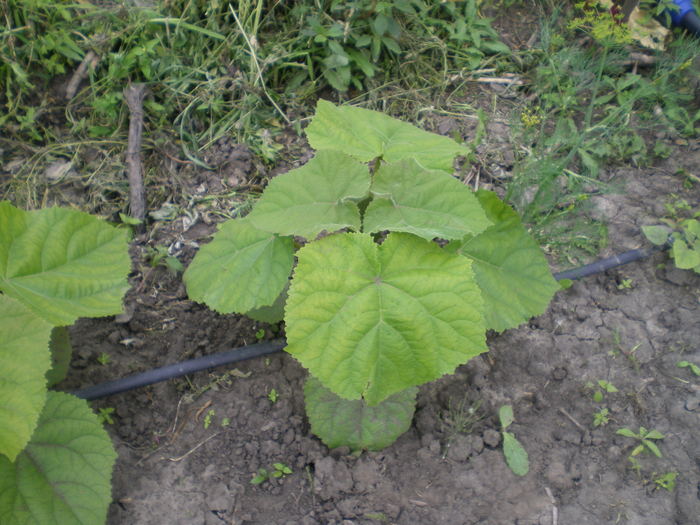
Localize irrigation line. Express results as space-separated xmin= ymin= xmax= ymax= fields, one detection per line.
xmin=71 ymin=243 xmax=670 ymax=401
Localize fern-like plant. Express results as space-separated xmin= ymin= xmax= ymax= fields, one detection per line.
xmin=184 ymin=100 xmax=559 ymax=450
xmin=0 ymin=202 xmax=130 ymax=524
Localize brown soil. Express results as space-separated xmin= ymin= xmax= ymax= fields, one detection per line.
xmin=65 ymin=160 xmax=700 ymax=525
xmin=3 ymin=4 xmax=700 ymax=525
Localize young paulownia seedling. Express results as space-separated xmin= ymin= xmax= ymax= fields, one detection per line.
xmin=184 ymin=100 xmax=559 ymax=451
xmin=499 ymin=405 xmax=529 ymax=476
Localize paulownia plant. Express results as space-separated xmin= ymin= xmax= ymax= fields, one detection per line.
xmin=184 ymin=100 xmax=559 ymax=450
xmin=0 ymin=202 xmax=130 ymax=524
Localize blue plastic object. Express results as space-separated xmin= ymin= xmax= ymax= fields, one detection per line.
xmin=667 ymin=0 xmax=696 ymax=26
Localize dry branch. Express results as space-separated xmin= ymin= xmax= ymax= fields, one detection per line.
xmin=124 ymin=83 xmax=147 ymax=228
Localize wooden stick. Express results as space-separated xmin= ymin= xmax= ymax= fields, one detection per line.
xmin=65 ymin=50 xmax=100 ymax=100
xmin=124 ymin=84 xmax=147 ymax=229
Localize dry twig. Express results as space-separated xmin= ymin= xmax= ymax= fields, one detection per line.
xmin=124 ymin=83 xmax=147 ymax=228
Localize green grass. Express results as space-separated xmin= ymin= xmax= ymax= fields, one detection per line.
xmin=2 ymin=0 xmax=699 ymax=264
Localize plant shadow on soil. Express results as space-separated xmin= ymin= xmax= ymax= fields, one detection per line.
xmin=59 ymin=146 xmax=700 ymax=525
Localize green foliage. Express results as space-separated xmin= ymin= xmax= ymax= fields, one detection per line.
xmin=183 ymin=218 xmax=295 ymax=314
xmin=616 ymin=426 xmax=665 ymax=458
xmin=0 ymin=392 xmax=117 ymax=525
xmin=304 ymin=377 xmax=417 ymax=451
xmin=146 ymin=245 xmax=184 ymax=274
xmin=185 ymin=101 xmax=558 ymax=450
xmin=1 ymin=0 xmax=509 ymax=154
xmin=592 ymin=407 xmax=610 ymax=427
xmin=508 ymin=11 xmax=700 ymax=263
xmin=286 ymin=232 xmax=487 ymax=405
xmin=446 ymin=190 xmax=560 ymax=332
xmin=499 ymin=405 xmax=529 ymax=476
xmin=587 ymin=379 xmax=618 ymax=403
xmin=0 ymin=201 xmax=129 ymax=524
xmin=286 ymin=0 xmax=509 ymax=92
xmin=654 ymin=471 xmax=678 ymax=492
xmin=677 ymin=360 xmax=700 ymax=376
xmin=643 ymin=204 xmax=700 ymax=274
xmin=251 ymin=462 xmax=292 ymax=485
xmin=267 ymin=388 xmax=278 ymax=404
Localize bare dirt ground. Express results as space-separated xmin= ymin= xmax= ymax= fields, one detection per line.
xmin=62 ymin=150 xmax=700 ymax=525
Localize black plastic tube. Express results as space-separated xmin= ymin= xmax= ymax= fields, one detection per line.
xmin=553 ymin=244 xmax=667 ymax=281
xmin=72 ymin=243 xmax=671 ymax=401
xmin=72 ymin=339 xmax=285 ymax=400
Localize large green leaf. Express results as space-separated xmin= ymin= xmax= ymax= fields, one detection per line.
xmin=304 ymin=377 xmax=417 ymax=451
xmin=45 ymin=327 xmax=73 ymax=388
xmin=247 ymin=150 xmax=371 ymax=239
xmin=246 ymin=283 xmax=288 ymax=324
xmin=0 ymin=295 xmax=52 ymax=462
xmin=363 ymin=160 xmax=491 ymax=240
xmin=0 ymin=392 xmax=117 ymax=525
xmin=184 ymin=218 xmax=295 ymax=313
xmin=0 ymin=202 xmax=130 ymax=326
xmin=285 ymin=232 xmax=486 ymax=405
xmin=447 ymin=191 xmax=559 ymax=332
xmin=306 ymin=100 xmax=468 ymax=172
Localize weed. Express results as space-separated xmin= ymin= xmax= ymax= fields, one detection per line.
xmin=441 ymin=397 xmax=483 ymax=437
xmin=255 ymin=328 xmax=265 ymax=341
xmin=97 ymin=352 xmax=111 ymax=366
xmin=616 ymin=278 xmax=633 ymax=290
xmin=98 ymin=407 xmax=116 ymax=425
xmin=653 ymin=471 xmax=678 ymax=492
xmin=593 ymin=407 xmax=611 ymax=427
xmin=267 ymin=388 xmax=278 ymax=404
xmin=203 ymin=409 xmax=215 ymax=430
xmin=507 ymin=6 xmax=700 ymax=263
xmin=181 ymin=369 xmax=251 ymax=402
xmin=499 ymin=405 xmax=529 ymax=476
xmin=221 ymin=417 xmax=231 ymax=427
xmin=677 ymin=361 xmax=700 ymax=376
xmin=250 ymin=462 xmax=292 ymax=485
xmin=616 ymin=426 xmax=665 ymax=458
xmin=586 ymin=379 xmax=618 ymax=402
xmin=146 ymin=245 xmax=184 ymax=275
xmin=643 ymin=202 xmax=700 ymax=274
xmin=609 ymin=329 xmax=642 ymax=370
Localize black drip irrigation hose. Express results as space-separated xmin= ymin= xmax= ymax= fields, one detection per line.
xmin=72 ymin=339 xmax=285 ymax=400
xmin=552 ymin=243 xmax=668 ymax=281
xmin=71 ymin=243 xmax=671 ymax=401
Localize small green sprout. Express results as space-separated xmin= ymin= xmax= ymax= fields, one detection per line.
xmin=593 ymin=408 xmax=610 ymax=427
xmin=97 ymin=352 xmax=111 ymax=366
xmin=616 ymin=278 xmax=633 ymax=290
xmin=221 ymin=417 xmax=231 ymax=427
xmin=255 ymin=328 xmax=265 ymax=341
xmin=97 ymin=407 xmax=115 ymax=425
xmin=654 ymin=471 xmax=678 ymax=492
xmin=499 ymin=405 xmax=529 ymax=476
xmin=268 ymin=388 xmax=278 ymax=403
xmin=587 ymin=379 xmax=618 ymax=402
xmin=250 ymin=462 xmax=292 ymax=485
xmin=203 ymin=409 xmax=215 ymax=429
xmin=677 ymin=361 xmax=700 ymax=376
xmin=146 ymin=244 xmax=184 ymax=274
xmin=616 ymin=426 xmax=665 ymax=458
